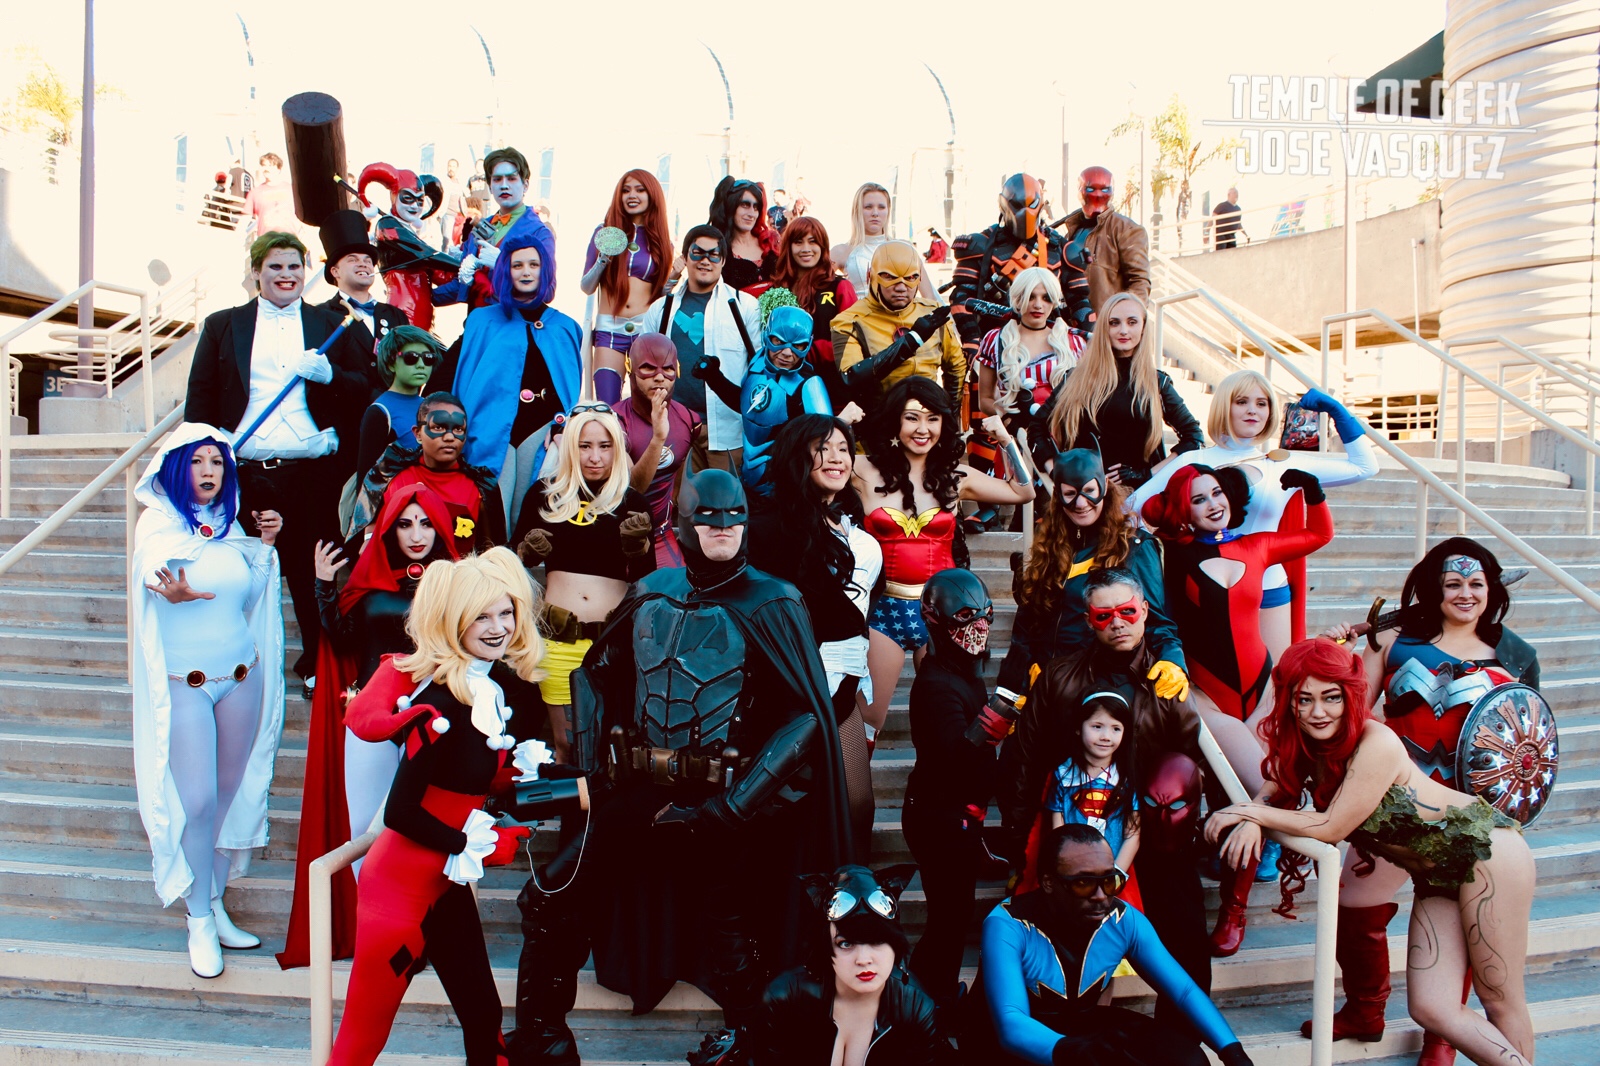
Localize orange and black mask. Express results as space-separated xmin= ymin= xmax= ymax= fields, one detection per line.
xmin=998 ymin=173 xmax=1044 ymax=240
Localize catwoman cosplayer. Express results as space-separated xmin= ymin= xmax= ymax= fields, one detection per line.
xmin=508 ymin=470 xmax=856 ymax=1065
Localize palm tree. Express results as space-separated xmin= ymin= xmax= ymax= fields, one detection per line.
xmin=1112 ymin=97 xmax=1236 ymax=249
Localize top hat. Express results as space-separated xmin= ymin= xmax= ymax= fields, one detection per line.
xmin=318 ymin=209 xmax=380 ymax=284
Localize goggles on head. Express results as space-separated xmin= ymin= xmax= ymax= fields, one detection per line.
xmin=420 ymin=410 xmax=467 ymax=438
xmin=827 ymin=886 xmax=898 ymax=922
xmin=1087 ymin=595 xmax=1145 ymax=630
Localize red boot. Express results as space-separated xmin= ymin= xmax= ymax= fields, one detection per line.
xmin=1299 ymin=902 xmax=1398 ymax=1042
xmin=1209 ymin=853 xmax=1259 ymax=957
xmin=1414 ymin=971 xmax=1472 ymax=1065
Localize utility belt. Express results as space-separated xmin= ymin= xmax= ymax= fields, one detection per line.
xmin=541 ymin=603 xmax=606 ymax=644
xmin=607 ymin=726 xmax=743 ymax=789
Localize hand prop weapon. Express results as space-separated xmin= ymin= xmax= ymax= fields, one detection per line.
xmin=334 ymin=174 xmax=460 ymax=273
xmin=232 ymin=314 xmax=353 ymax=450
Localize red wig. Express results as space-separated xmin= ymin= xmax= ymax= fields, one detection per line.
xmin=770 ymin=216 xmax=837 ymax=310
xmin=1259 ymin=637 xmax=1371 ymax=811
xmin=600 ymin=169 xmax=673 ymax=313
xmin=1140 ymin=465 xmax=1205 ymax=542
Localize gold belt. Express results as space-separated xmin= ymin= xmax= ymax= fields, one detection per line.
xmin=621 ymin=745 xmax=736 ymax=788
xmin=885 ymin=580 xmax=925 ymax=599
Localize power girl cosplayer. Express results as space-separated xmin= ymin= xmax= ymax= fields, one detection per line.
xmin=327 ymin=548 xmax=545 ymax=1066
xmin=508 ymin=470 xmax=856 ymax=1064
xmin=1207 ymin=638 xmax=1537 ymax=1066
xmin=130 ymin=423 xmax=285 ymax=978
xmin=965 ymin=824 xmax=1254 ymax=1066
xmin=435 ymin=227 xmax=582 ymax=533
xmin=356 ymin=162 xmax=458 ymax=330
xmin=707 ymin=175 xmax=780 ymax=295
xmin=693 ymin=301 xmax=832 ymax=497
xmin=831 ymin=183 xmax=935 ymax=302
xmin=1316 ymin=538 xmax=1541 ymax=1064
xmin=277 ymin=483 xmax=461 ymax=970
xmin=579 ymin=170 xmax=673 ymax=404
xmin=852 ymin=378 xmax=1033 ymax=741
xmin=356 ymin=325 xmax=444 ymax=481
xmin=1131 ymin=371 xmax=1379 ymax=657
xmin=1042 ymin=292 xmax=1203 ymax=490
xmin=903 ymin=568 xmax=1000 ymax=1006
xmin=730 ymin=864 xmax=957 ymax=1065
xmin=513 ymin=406 xmax=654 ymax=763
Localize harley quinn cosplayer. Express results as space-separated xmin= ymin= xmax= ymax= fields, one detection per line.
xmin=356 ymin=162 xmax=459 ymax=330
xmin=1130 ymin=372 xmax=1379 ymax=658
xmin=326 ymin=548 xmax=546 ymax=1066
xmin=1142 ymin=464 xmax=1332 ymax=956
xmin=276 ymin=483 xmax=461 ymax=969
xmin=130 ymin=423 xmax=285 ymax=978
xmin=1316 ymin=538 xmax=1542 ymax=1065
xmin=1208 ymin=638 xmax=1536 ymax=1066
xmin=579 ymin=169 xmax=673 ymax=404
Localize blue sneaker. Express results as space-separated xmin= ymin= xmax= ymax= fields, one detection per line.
xmin=1256 ymin=839 xmax=1282 ymax=882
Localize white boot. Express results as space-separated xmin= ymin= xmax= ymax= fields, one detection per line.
xmin=211 ymin=896 xmax=260 ymax=949
xmin=186 ymin=913 xmax=224 ymax=978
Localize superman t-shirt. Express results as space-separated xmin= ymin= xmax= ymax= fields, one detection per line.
xmin=668 ymin=289 xmax=712 ymax=414
xmin=1046 ymin=762 xmax=1137 ymax=854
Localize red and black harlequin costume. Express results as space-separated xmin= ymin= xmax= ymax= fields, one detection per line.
xmin=1141 ymin=465 xmax=1333 ymax=722
xmin=950 ymin=174 xmax=1091 ymax=469
xmin=357 ymin=163 xmax=461 ymax=331
xmin=326 ymin=652 xmax=539 ymax=1066
xmin=276 ymin=484 xmax=461 ymax=970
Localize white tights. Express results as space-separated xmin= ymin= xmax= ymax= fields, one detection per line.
xmin=166 ymin=671 xmax=263 ymax=917
xmin=343 ymin=729 xmax=401 ymax=879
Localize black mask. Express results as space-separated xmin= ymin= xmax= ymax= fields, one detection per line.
xmin=1047 ymin=446 xmax=1107 ymax=509
xmin=676 ymin=469 xmax=749 ymax=590
xmin=920 ymin=567 xmax=994 ymax=662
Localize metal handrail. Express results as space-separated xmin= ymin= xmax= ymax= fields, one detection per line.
xmin=0 ymin=405 xmax=182 ymax=562
xmin=1155 ymin=288 xmax=1600 ymax=615
xmin=1194 ymin=719 xmax=1340 ymax=1066
xmin=1321 ymin=310 xmax=1599 ymax=538
xmin=310 ymin=829 xmax=380 ymax=1064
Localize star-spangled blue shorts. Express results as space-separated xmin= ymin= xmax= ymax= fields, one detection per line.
xmin=867 ymin=593 xmax=929 ymax=651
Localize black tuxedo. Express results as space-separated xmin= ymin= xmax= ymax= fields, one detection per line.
xmin=319 ymin=293 xmax=409 ymax=383
xmin=183 ymin=297 xmax=380 ymax=679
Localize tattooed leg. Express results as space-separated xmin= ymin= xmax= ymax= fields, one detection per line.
xmin=1461 ymin=829 xmax=1537 ymax=1062
xmin=1338 ymin=848 xmax=1410 ymax=908
xmin=1408 ymin=896 xmax=1533 ymax=1065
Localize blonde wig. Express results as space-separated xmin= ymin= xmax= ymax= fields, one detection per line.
xmin=1208 ymin=368 xmax=1280 ymax=445
xmin=397 ymin=547 xmax=544 ymax=704
xmin=991 ymin=266 xmax=1078 ymax=413
xmin=1048 ymin=292 xmax=1161 ymax=460
xmin=539 ymin=408 xmax=632 ymax=524
xmin=847 ymin=182 xmax=892 ymax=249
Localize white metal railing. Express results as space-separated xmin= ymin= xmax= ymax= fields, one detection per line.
xmin=1146 ymin=176 xmax=1399 ymax=257
xmin=1194 ymin=719 xmax=1340 ymax=1066
xmin=1321 ymin=311 xmax=1600 ymax=538
xmin=309 ymin=829 xmax=380 ymax=1064
xmin=1151 ymin=287 xmax=1600 ymax=615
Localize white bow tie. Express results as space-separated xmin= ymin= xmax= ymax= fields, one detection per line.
xmin=259 ymin=300 xmax=301 ymax=321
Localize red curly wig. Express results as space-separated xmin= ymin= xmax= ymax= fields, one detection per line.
xmin=770 ymin=216 xmax=837 ymax=310
xmin=600 ymin=169 xmax=673 ymax=313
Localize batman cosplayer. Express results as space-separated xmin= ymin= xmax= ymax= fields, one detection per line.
xmin=505 ymin=469 xmax=856 ymax=1066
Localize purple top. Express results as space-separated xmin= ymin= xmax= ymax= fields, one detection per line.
xmin=585 ymin=224 xmax=657 ymax=284
xmin=613 ymin=395 xmax=700 ymax=530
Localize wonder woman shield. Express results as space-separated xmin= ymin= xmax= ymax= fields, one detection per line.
xmin=1457 ymin=683 xmax=1559 ymax=827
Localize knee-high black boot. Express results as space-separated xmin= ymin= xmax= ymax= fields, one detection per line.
xmin=508 ymin=879 xmax=589 ymax=1066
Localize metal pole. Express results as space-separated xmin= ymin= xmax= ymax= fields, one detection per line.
xmin=140 ymin=293 xmax=153 ymax=430
xmin=1060 ymin=106 xmax=1069 ymax=217
xmin=72 ymin=0 xmax=97 ymax=397
xmin=1457 ymin=369 xmax=1467 ymax=535
xmin=1435 ymin=360 xmax=1448 ymax=459
xmin=1341 ymin=122 xmax=1357 ymax=399
xmin=1495 ymin=363 xmax=1507 ymax=466
xmin=1588 ymin=393 xmax=1595 ymax=537
xmin=1 ymin=342 xmax=10 ymax=518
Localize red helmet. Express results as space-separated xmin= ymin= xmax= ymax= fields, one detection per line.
xmin=1079 ymin=166 xmax=1113 ymax=218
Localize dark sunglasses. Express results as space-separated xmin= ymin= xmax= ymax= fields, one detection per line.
xmin=827 ymin=887 xmax=897 ymax=921
xmin=687 ymin=246 xmax=723 ymax=263
xmin=421 ymin=412 xmax=468 ymax=438
xmin=1051 ymin=869 xmax=1128 ymax=898
xmin=395 ymin=351 xmax=440 ymax=367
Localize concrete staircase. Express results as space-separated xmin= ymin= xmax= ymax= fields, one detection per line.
xmin=0 ymin=446 xmax=1597 ymax=1064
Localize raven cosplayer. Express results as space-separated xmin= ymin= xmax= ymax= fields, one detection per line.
xmin=506 ymin=470 xmax=856 ymax=1065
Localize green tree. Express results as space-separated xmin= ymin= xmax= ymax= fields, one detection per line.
xmin=3 ymin=50 xmax=120 ymax=148
xmin=1113 ymin=96 xmax=1237 ymax=248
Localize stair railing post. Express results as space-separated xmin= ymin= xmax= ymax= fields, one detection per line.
xmin=1495 ymin=362 xmax=1507 ymax=466
xmin=126 ymin=464 xmax=137 ymax=688
xmin=1416 ymin=478 xmax=1428 ymax=564
xmin=140 ymin=291 xmax=154 ymax=431
xmin=1456 ymin=366 xmax=1467 ymax=535
xmin=1435 ymin=359 xmax=1447 ymax=459
xmin=1588 ymin=392 xmax=1595 ymax=537
xmin=1 ymin=337 xmax=10 ymax=519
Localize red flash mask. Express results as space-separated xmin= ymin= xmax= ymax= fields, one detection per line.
xmin=1142 ymin=752 xmax=1202 ymax=852
xmin=1087 ymin=596 xmax=1145 ymax=631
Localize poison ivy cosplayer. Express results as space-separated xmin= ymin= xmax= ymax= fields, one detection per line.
xmin=130 ymin=423 xmax=285 ymax=979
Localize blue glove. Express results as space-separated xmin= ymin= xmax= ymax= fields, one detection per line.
xmin=1298 ymin=388 xmax=1364 ymax=444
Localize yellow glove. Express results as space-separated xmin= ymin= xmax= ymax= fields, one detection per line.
xmin=1148 ymin=660 xmax=1190 ymax=702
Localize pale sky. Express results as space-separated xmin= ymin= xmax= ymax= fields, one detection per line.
xmin=5 ymin=0 xmax=1445 ymax=308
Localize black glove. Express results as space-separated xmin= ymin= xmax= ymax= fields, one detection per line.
xmin=910 ymin=303 xmax=953 ymax=344
xmin=1216 ymin=1042 xmax=1255 ymax=1066
xmin=1279 ymin=467 xmax=1326 ymax=505
xmin=692 ymin=354 xmax=721 ymax=380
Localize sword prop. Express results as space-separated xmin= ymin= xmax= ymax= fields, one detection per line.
xmin=233 ymin=314 xmax=353 ymax=450
xmin=1345 ymin=569 xmax=1530 ymax=651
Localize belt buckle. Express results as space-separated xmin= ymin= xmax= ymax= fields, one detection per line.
xmin=622 ymin=321 xmax=639 ymax=335
xmin=649 ymin=748 xmax=676 ymax=786
xmin=258 ymin=457 xmax=284 ymax=470
xmin=185 ymin=670 xmax=206 ymax=688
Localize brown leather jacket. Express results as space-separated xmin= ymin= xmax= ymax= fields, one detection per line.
xmin=1062 ymin=209 xmax=1151 ymax=318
